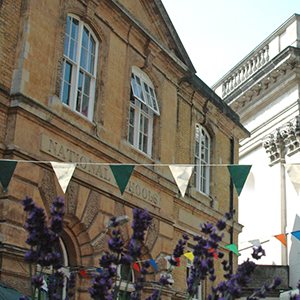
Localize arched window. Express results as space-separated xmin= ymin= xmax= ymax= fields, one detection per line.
xmin=194 ymin=124 xmax=210 ymax=194
xmin=60 ymin=15 xmax=98 ymax=120
xmin=128 ymin=66 xmax=160 ymax=156
xmin=36 ymin=238 xmax=69 ymax=299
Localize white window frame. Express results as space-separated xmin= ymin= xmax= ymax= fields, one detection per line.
xmin=187 ymin=262 xmax=202 ymax=300
xmin=60 ymin=14 xmax=98 ymax=120
xmin=128 ymin=66 xmax=160 ymax=156
xmin=194 ymin=124 xmax=210 ymax=194
xmin=116 ymin=264 xmax=135 ymax=300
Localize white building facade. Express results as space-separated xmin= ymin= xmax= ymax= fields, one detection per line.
xmin=213 ymin=14 xmax=300 ymax=289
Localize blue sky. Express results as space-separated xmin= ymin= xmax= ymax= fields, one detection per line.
xmin=161 ymin=0 xmax=299 ymax=86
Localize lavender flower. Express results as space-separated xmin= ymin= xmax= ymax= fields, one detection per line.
xmin=108 ymin=229 xmax=124 ymax=254
xmin=169 ymin=234 xmax=189 ymax=266
xmin=127 ymin=208 xmax=152 ymax=260
xmin=31 ymin=274 xmax=44 ymax=289
xmin=88 ymin=267 xmax=116 ymax=299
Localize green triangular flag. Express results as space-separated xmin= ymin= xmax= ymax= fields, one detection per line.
xmin=110 ymin=165 xmax=135 ymax=194
xmin=227 ymin=165 xmax=252 ymax=196
xmin=0 ymin=160 xmax=17 ymax=192
xmin=225 ymin=243 xmax=240 ymax=256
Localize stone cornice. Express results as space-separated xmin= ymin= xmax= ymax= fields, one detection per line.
xmin=225 ymin=47 xmax=300 ymax=112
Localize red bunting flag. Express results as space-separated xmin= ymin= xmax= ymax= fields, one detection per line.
xmin=133 ymin=262 xmax=140 ymax=272
xmin=274 ymin=234 xmax=287 ymax=247
xmin=209 ymin=248 xmax=218 ymax=260
xmin=79 ymin=269 xmax=88 ymax=278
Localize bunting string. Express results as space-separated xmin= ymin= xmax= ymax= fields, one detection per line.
xmin=0 ymin=159 xmax=251 ymax=167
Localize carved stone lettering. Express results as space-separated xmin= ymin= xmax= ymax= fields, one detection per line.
xmin=40 ymin=135 xmax=161 ymax=206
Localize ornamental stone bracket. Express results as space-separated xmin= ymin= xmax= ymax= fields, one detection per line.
xmin=263 ymin=114 xmax=300 ymax=165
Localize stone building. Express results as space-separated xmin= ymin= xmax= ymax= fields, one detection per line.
xmin=213 ymin=13 xmax=300 ymax=293
xmin=0 ymin=0 xmax=247 ymax=298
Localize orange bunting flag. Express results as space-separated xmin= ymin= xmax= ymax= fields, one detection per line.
xmin=133 ymin=262 xmax=140 ymax=272
xmin=274 ymin=233 xmax=287 ymax=247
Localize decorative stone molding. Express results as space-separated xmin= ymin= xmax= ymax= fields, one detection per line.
xmin=263 ymin=115 xmax=300 ymax=164
xmin=82 ymin=190 xmax=100 ymax=229
xmin=145 ymin=217 xmax=159 ymax=251
xmin=65 ymin=181 xmax=79 ymax=215
xmin=39 ymin=169 xmax=57 ymax=212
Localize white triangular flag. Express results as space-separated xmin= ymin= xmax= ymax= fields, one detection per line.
xmin=169 ymin=165 xmax=194 ymax=197
xmin=249 ymin=239 xmax=261 ymax=247
xmin=51 ymin=162 xmax=76 ymax=193
xmin=41 ymin=278 xmax=48 ymax=292
xmin=286 ymin=164 xmax=300 ymax=195
xmin=58 ymin=266 xmax=71 ymax=279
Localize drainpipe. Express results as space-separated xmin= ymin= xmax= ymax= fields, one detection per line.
xmin=229 ymin=138 xmax=234 ymax=273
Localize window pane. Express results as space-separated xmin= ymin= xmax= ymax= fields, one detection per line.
xmin=61 ymin=61 xmax=72 ymax=105
xmin=64 ymin=35 xmax=69 ymax=56
xmin=84 ymin=74 xmax=91 ymax=95
xmin=82 ymin=95 xmax=89 ymax=117
xmin=76 ymin=71 xmax=83 ymax=112
xmin=62 ymin=82 xmax=70 ymax=105
xmin=143 ymin=133 xmax=148 ymax=153
xmin=64 ymin=61 xmax=72 ymax=83
xmin=80 ymin=48 xmax=87 ymax=69
xmin=82 ymin=27 xmax=89 ymax=49
xmin=71 ymin=18 xmax=79 ymax=40
xmin=66 ymin=16 xmax=71 ymax=35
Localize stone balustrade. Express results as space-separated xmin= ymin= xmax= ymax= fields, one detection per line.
xmin=222 ymin=45 xmax=269 ymax=97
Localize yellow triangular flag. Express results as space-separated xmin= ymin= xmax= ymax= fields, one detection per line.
xmin=184 ymin=252 xmax=194 ymax=261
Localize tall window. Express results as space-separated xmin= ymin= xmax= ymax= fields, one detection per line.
xmin=128 ymin=66 xmax=160 ymax=156
xmin=187 ymin=262 xmax=202 ymax=300
xmin=194 ymin=124 xmax=210 ymax=194
xmin=60 ymin=15 xmax=98 ymax=120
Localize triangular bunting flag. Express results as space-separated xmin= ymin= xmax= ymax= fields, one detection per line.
xmin=41 ymin=279 xmax=48 ymax=292
xmin=184 ymin=252 xmax=194 ymax=261
xmin=208 ymin=248 xmax=218 ymax=260
xmin=50 ymin=162 xmax=76 ymax=193
xmin=227 ymin=165 xmax=252 ymax=196
xmin=286 ymin=165 xmax=300 ymax=195
xmin=175 ymin=257 xmax=180 ymax=266
xmin=274 ymin=234 xmax=287 ymax=247
xmin=291 ymin=230 xmax=300 ymax=241
xmin=0 ymin=160 xmax=17 ymax=192
xmin=133 ymin=262 xmax=140 ymax=272
xmin=225 ymin=244 xmax=240 ymax=256
xmin=149 ymin=258 xmax=158 ymax=272
xmin=79 ymin=269 xmax=88 ymax=278
xmin=58 ymin=267 xmax=70 ymax=279
xmin=110 ymin=165 xmax=135 ymax=194
xmin=249 ymin=239 xmax=261 ymax=247
xmin=169 ymin=165 xmax=194 ymax=197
